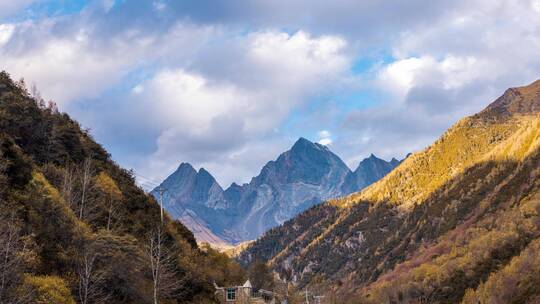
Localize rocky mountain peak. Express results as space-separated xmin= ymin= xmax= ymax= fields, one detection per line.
xmin=156 ymin=139 xmax=399 ymax=244
xmin=271 ymin=137 xmax=349 ymax=186
xmin=196 ymin=167 xmax=217 ymax=183
xmin=356 ymin=154 xmax=385 ymax=171
xmin=348 ymin=154 xmax=401 ymax=190
xmin=175 ymin=162 xmax=197 ymax=176
xmin=290 ymin=137 xmax=329 ymax=157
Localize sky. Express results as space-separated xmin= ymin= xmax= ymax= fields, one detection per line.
xmin=1 ymin=0 xmax=540 ymax=188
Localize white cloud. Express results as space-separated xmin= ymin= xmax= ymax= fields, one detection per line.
xmin=2 ymin=36 xmax=133 ymax=105
xmin=131 ymin=30 xmax=351 ymax=185
xmin=317 ymin=130 xmax=332 ymax=146
xmin=248 ymin=31 xmax=348 ymax=90
xmin=533 ymin=0 xmax=540 ymax=12
xmin=153 ymin=1 xmax=166 ymax=11
xmin=339 ymin=0 xmax=540 ymax=166
xmin=318 ymin=138 xmax=332 ymax=146
xmin=0 ymin=24 xmax=14 ymax=45
xmin=377 ymin=55 xmax=487 ymax=100
xmin=377 ymin=57 xmax=435 ymax=98
xmin=7 ymin=0 xmax=540 ymax=190
xmin=0 ymin=19 xmax=214 ymax=107
xmin=0 ymin=7 xmax=352 ymax=186
xmin=318 ymin=130 xmax=331 ymax=138
xmin=132 ymin=84 xmax=144 ymax=94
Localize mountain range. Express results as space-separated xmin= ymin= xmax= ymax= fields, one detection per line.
xmin=239 ymin=79 xmax=540 ymax=303
xmin=152 ymin=138 xmax=400 ymax=245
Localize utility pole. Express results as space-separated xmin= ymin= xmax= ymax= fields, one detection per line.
xmin=305 ymin=288 xmax=309 ymax=304
xmin=156 ymin=186 xmax=167 ymax=224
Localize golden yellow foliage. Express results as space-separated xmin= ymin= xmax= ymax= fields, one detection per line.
xmin=21 ymin=275 xmax=76 ymax=304
xmin=29 ymin=172 xmax=84 ymax=229
xmin=332 ymin=113 xmax=540 ymax=211
xmin=93 ymin=171 xmax=122 ymax=200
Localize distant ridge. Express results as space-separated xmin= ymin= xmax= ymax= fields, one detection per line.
xmin=152 ymin=138 xmax=400 ymax=244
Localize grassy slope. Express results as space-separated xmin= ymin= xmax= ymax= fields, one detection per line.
xmin=240 ymin=79 xmax=540 ymax=303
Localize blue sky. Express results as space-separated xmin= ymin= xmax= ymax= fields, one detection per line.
xmin=1 ymin=0 xmax=540 ymax=186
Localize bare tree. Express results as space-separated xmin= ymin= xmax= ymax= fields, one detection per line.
xmin=106 ymin=197 xmax=118 ymax=232
xmin=145 ymin=227 xmax=185 ymax=304
xmin=61 ymin=165 xmax=77 ymax=209
xmin=30 ymin=83 xmax=45 ymax=109
xmin=77 ymin=241 xmax=108 ymax=304
xmin=0 ymin=215 xmax=32 ymax=304
xmin=78 ymin=158 xmax=95 ymax=220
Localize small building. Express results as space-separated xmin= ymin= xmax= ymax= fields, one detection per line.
xmin=214 ymin=280 xmax=277 ymax=304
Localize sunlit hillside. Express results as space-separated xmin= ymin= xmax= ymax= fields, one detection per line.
xmin=240 ymin=79 xmax=540 ymax=303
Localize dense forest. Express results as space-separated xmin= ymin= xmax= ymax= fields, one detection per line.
xmin=0 ymin=71 xmax=246 ymax=304
xmin=240 ymin=80 xmax=540 ymax=303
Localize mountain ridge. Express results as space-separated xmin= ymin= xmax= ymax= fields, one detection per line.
xmin=153 ymin=137 xmax=401 ymax=245
xmin=239 ymin=78 xmax=540 ymax=303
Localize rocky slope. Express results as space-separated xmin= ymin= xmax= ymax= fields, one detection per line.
xmin=153 ymin=138 xmax=400 ymax=244
xmin=239 ymin=79 xmax=540 ymax=303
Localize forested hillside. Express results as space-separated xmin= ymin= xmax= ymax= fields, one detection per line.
xmin=0 ymin=71 xmax=245 ymax=304
xmin=240 ymin=80 xmax=540 ymax=303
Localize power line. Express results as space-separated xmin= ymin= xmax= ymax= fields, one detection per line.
xmin=137 ymin=178 xmax=161 ymax=186
xmin=137 ymin=179 xmax=160 ymax=188
xmin=130 ymin=171 xmax=164 ymax=192
xmin=132 ymin=172 xmax=163 ymax=185
xmin=140 ymin=183 xmax=160 ymax=192
xmin=131 ymin=170 xmax=169 ymax=224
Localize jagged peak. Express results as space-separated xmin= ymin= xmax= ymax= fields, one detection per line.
xmin=290 ymin=137 xmax=329 ymax=155
xmin=177 ymin=162 xmax=196 ymax=172
xmin=291 ymin=137 xmax=315 ymax=149
xmin=197 ymin=167 xmax=211 ymax=176
xmin=359 ymin=153 xmax=383 ymax=165
xmin=354 ymin=154 xmax=401 ymax=174
xmin=195 ymin=167 xmax=221 ymax=187
xmin=229 ymin=182 xmax=241 ymax=188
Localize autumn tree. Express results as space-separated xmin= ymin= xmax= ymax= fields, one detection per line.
xmin=78 ymin=157 xmax=95 ymax=220
xmin=21 ymin=275 xmax=76 ymax=304
xmin=93 ymin=172 xmax=122 ymax=231
xmin=0 ymin=215 xmax=34 ymax=304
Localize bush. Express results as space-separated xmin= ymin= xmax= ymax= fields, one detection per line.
xmin=21 ymin=275 xmax=76 ymax=304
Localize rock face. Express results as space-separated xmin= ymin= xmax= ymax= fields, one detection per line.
xmin=153 ymin=138 xmax=400 ymax=244
xmin=342 ymin=154 xmax=401 ymax=193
